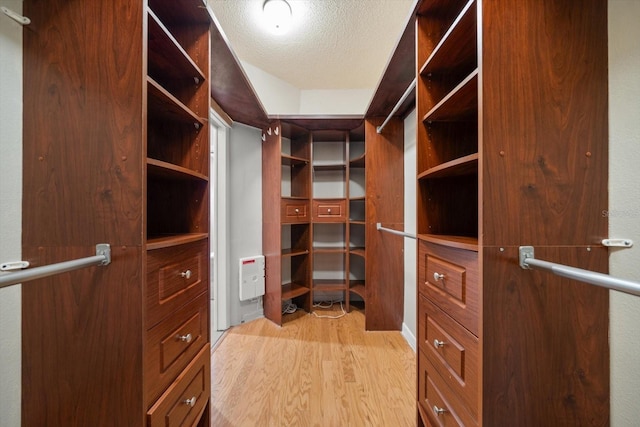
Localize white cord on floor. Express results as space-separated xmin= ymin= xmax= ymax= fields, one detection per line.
xmin=282 ymin=302 xmax=297 ymax=314
xmin=312 ymin=300 xmax=346 ymax=319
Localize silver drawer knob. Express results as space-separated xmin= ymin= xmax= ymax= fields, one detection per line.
xmin=178 ymin=333 xmax=192 ymax=343
xmin=328 ymin=208 xmax=331 ymax=213
xmin=433 ymin=405 xmax=446 ymax=416
xmin=183 ymin=396 xmax=196 ymax=407
xmin=295 ymin=208 xmax=299 ymax=213
xmin=433 ymin=272 xmax=445 ymax=282
xmin=181 ymin=270 xmax=192 ymax=279
xmin=433 ymin=339 xmax=445 ymax=349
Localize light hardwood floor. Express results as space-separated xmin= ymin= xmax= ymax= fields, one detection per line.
xmin=210 ymin=306 xmax=416 ymax=426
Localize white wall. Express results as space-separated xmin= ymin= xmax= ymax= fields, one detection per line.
xmin=228 ymin=123 xmax=265 ymax=325
xmin=241 ymin=60 xmax=300 ymax=115
xmin=241 ymin=60 xmax=373 ymax=115
xmin=608 ymin=2 xmax=640 ymax=424
xmin=402 ymin=109 xmax=417 ymax=351
xmin=299 ymin=89 xmax=373 ymax=115
xmin=0 ymin=2 xmax=22 ymax=425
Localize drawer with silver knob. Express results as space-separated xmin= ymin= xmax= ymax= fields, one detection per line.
xmin=312 ymin=199 xmax=346 ymax=222
xmin=418 ymin=240 xmax=479 ymax=336
xmin=419 ymin=351 xmax=477 ymax=427
xmin=145 ymin=292 xmax=208 ymax=407
xmin=146 ymin=239 xmax=208 ymax=329
xmin=419 ymin=294 xmax=478 ymax=420
xmin=281 ymin=199 xmax=309 ymax=223
xmin=147 ymin=343 xmax=210 ymax=427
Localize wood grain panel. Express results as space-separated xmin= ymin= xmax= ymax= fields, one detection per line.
xmin=364 ymin=117 xmax=405 ymax=331
xmin=481 ymin=0 xmax=608 ymax=246
xmin=365 ymin=222 xmax=404 ymax=331
xmin=365 ymin=118 xmax=404 ymax=225
xmin=23 ymin=0 xmax=144 ymax=248
xmin=482 ymin=246 xmax=609 ymax=426
xmin=22 ymin=245 xmax=144 ymax=426
xmin=262 ymin=122 xmax=284 ymax=324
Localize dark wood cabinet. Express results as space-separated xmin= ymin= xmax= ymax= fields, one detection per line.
xmin=415 ymin=0 xmax=609 ymax=425
xmin=22 ymin=0 xmax=211 ymax=425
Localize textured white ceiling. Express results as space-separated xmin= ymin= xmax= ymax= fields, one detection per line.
xmin=208 ymin=0 xmax=415 ymax=90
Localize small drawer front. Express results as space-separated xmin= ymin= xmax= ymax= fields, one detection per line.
xmin=419 ymin=295 xmax=479 ymax=419
xmin=312 ymin=199 xmax=346 ymax=222
xmin=145 ymin=292 xmax=208 ymax=407
xmin=419 ymin=351 xmax=477 ymax=427
xmin=419 ymin=240 xmax=479 ymax=336
xmin=148 ymin=344 xmax=211 ymax=427
xmin=281 ymin=200 xmax=309 ymax=223
xmin=147 ymin=239 xmax=208 ymax=329
xmin=427 ymin=256 xmax=465 ymax=302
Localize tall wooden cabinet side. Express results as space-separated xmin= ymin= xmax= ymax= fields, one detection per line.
xmin=364 ymin=117 xmax=405 ymax=331
xmin=22 ymin=0 xmax=212 ymax=425
xmin=415 ymin=0 xmax=609 ymax=425
xmin=22 ymin=1 xmax=146 ymax=425
xmin=480 ymin=0 xmax=609 ymax=424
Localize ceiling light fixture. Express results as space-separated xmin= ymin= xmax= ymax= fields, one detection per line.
xmin=263 ymin=0 xmax=292 ymax=33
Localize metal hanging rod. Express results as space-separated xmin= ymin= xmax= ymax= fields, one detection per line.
xmin=519 ymin=246 xmax=640 ymax=297
xmin=376 ymin=78 xmax=417 ymax=134
xmin=0 ymin=244 xmax=111 ymax=289
xmin=376 ymin=223 xmax=417 ymax=240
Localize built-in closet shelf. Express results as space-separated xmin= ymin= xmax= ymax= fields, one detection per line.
xmin=312 ymin=163 xmax=347 ymax=171
xmin=350 ymin=248 xmax=366 ymax=258
xmin=349 ymin=196 xmax=366 ymax=201
xmin=417 ymin=233 xmax=478 ymax=252
xmin=350 ymin=220 xmax=366 ymax=225
xmin=281 ymin=154 xmax=309 ymax=166
xmin=419 ymin=0 xmax=477 ymax=76
xmin=349 ymin=154 xmax=366 ymax=168
xmin=147 ymin=10 xmax=205 ymax=83
xmin=147 ymin=77 xmax=206 ymax=127
xmin=281 ymin=196 xmax=309 ymax=201
xmin=282 ymin=248 xmax=309 ymax=257
xmin=282 ymin=283 xmax=310 ymax=300
xmin=422 ymin=69 xmax=478 ymax=123
xmin=313 ymin=247 xmax=348 ymax=254
xmin=146 ymin=233 xmax=209 ymax=251
xmin=147 ymin=158 xmax=209 ymax=181
xmin=349 ymin=283 xmax=366 ymax=299
xmin=313 ymin=280 xmax=347 ymax=291
xmin=417 ymin=153 xmax=478 ymax=179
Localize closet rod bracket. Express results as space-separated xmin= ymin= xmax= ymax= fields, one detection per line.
xmin=602 ymin=238 xmax=634 ymax=248
xmin=1 ymin=6 xmax=31 ymax=25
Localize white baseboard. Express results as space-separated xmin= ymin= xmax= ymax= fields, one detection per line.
xmin=402 ymin=322 xmax=417 ymax=352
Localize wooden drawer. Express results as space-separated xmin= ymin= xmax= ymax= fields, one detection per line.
xmin=145 ymin=292 xmax=209 ymax=407
xmin=418 ymin=351 xmax=477 ymax=427
xmin=418 ymin=240 xmax=479 ymax=336
xmin=148 ymin=343 xmax=210 ymax=427
xmin=419 ymin=294 xmax=479 ymax=420
xmin=312 ymin=199 xmax=346 ymax=222
xmin=146 ymin=239 xmax=209 ymax=329
xmin=281 ymin=199 xmax=309 ymax=223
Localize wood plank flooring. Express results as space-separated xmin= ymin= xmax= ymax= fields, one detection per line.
xmin=210 ymin=307 xmax=416 ymax=426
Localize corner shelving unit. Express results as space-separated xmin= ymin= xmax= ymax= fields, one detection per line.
xmin=311 ymin=130 xmax=349 ymax=310
xmin=263 ymin=121 xmax=312 ymax=325
xmin=348 ymin=126 xmax=366 ymax=307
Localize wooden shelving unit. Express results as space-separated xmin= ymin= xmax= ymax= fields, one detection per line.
xmin=262 ymin=121 xmax=312 ymax=325
xmin=415 ymin=0 xmax=609 ymax=425
xmin=21 ymin=0 xmax=212 ymax=425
